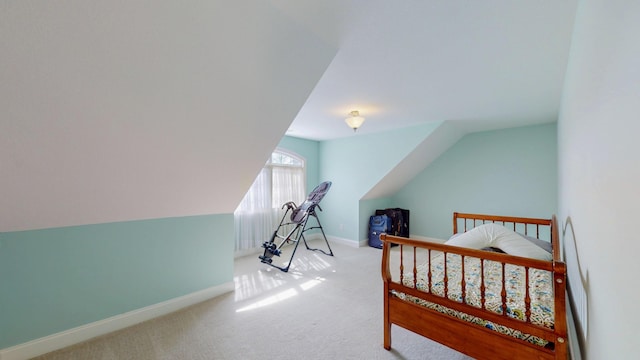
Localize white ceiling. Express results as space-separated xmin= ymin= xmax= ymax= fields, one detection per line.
xmin=283 ymin=0 xmax=579 ymax=140
xmin=0 ymin=0 xmax=337 ymax=231
xmin=0 ymin=1 xmax=579 ymax=232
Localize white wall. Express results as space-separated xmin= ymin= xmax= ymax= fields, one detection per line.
xmin=558 ymin=0 xmax=640 ymax=358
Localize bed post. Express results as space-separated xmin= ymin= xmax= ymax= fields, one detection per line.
xmin=553 ymin=261 xmax=568 ymax=360
xmin=551 ymin=215 xmax=568 ymax=359
xmin=551 ymin=215 xmax=562 ymax=262
xmin=380 ymin=234 xmax=392 ymax=350
xmin=452 ymin=212 xmax=459 ymax=234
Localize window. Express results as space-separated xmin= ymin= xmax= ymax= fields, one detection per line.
xmin=234 ymin=149 xmax=305 ymax=255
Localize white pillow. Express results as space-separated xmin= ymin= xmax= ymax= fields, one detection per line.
xmin=445 ymin=223 xmax=552 ymax=261
xmin=445 ymin=226 xmax=492 ymax=249
xmin=520 ymin=234 xmax=553 ymax=253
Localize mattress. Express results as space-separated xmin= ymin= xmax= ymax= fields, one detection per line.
xmin=393 ymin=253 xmax=554 ymax=346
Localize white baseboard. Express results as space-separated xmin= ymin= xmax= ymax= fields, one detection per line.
xmin=331 ymin=234 xmax=445 ymax=248
xmin=235 ymin=235 xmax=358 ymax=260
xmin=326 ymin=235 xmax=362 ymax=248
xmin=0 ymin=282 xmax=234 ymax=360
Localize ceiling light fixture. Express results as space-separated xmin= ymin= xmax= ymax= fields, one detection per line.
xmin=345 ymin=110 xmax=365 ymax=132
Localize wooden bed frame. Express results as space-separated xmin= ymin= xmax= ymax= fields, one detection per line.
xmin=380 ymin=212 xmax=567 ymax=360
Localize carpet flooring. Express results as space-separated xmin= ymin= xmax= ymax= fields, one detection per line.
xmin=34 ymin=239 xmax=473 ymax=360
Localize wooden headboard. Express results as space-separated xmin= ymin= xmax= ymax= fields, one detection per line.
xmin=452 ymin=212 xmax=560 ymax=261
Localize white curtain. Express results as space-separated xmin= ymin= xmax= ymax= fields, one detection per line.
xmin=272 ymin=165 xmax=305 ymax=209
xmin=234 ymin=163 xmax=305 ymax=254
xmin=234 ymin=168 xmax=276 ymax=253
xmin=272 ymin=165 xmax=305 ymax=241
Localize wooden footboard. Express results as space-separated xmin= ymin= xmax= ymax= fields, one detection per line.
xmin=381 ymin=213 xmax=567 ymax=360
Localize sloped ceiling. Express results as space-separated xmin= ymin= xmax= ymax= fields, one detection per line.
xmin=0 ymin=1 xmax=579 ymax=232
xmin=0 ymin=1 xmax=340 ymax=232
xmin=287 ymin=0 xmax=579 ymax=140
xmin=363 ymin=121 xmax=466 ymax=200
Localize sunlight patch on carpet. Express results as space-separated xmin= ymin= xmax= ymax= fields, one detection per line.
xmin=235 ymin=288 xmax=298 ymax=313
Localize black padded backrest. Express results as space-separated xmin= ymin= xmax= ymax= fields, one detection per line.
xmin=307 ymin=181 xmax=331 ymax=202
xmin=290 ymin=181 xmax=332 ymax=223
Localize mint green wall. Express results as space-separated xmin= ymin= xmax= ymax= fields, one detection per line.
xmin=359 ymin=197 xmax=392 ymax=240
xmin=359 ymin=198 xmax=392 ymax=220
xmin=278 ymin=136 xmax=320 ymax=194
xmin=0 ymin=136 xmax=315 ymax=350
xmin=393 ymin=123 xmax=558 ymax=240
xmin=0 ymin=214 xmax=233 ymax=349
xmin=319 ymin=123 xmax=440 ymax=243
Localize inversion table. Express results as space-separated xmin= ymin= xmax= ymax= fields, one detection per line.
xmin=259 ymin=181 xmax=333 ymax=272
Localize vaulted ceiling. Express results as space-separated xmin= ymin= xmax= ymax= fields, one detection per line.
xmin=286 ymin=0 xmax=578 ymax=140
xmin=0 ymin=1 xmax=578 ymax=232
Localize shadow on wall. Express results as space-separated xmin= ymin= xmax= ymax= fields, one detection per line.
xmin=563 ymin=216 xmax=588 ymax=360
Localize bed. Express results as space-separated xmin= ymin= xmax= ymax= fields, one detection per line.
xmin=380 ymin=212 xmax=567 ymax=360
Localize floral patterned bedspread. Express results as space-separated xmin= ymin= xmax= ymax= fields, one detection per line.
xmin=393 ymin=253 xmax=554 ymax=346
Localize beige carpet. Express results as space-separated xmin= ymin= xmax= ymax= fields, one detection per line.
xmin=34 ymin=240 xmax=473 ymax=360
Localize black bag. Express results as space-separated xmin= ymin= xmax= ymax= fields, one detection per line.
xmin=368 ymin=215 xmax=389 ymax=248
xmin=375 ymin=208 xmax=409 ymax=237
